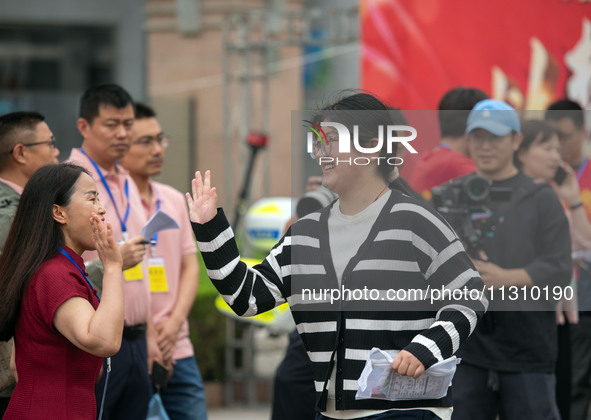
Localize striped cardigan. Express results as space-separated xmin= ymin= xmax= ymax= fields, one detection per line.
xmin=193 ymin=190 xmax=487 ymax=411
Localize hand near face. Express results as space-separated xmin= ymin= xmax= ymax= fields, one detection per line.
xmin=185 ymin=170 xmax=218 ymax=224
xmin=91 ymin=214 xmax=122 ymax=270
xmin=553 ymin=163 xmax=581 ymax=204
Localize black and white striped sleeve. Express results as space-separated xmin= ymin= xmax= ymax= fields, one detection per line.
xmin=393 ymin=202 xmax=488 ymax=369
xmin=192 ymin=208 xmax=291 ymax=316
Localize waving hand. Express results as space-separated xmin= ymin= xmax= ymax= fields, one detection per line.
xmin=185 ymin=170 xmax=218 ymax=224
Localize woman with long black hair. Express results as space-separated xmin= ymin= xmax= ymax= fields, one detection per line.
xmin=0 ymin=163 xmax=124 ymax=419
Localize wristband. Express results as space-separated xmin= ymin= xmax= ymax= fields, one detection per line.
xmin=570 ymin=202 xmax=584 ymax=210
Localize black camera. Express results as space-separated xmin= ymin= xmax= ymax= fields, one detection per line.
xmin=432 ymin=174 xmax=511 ymax=257
xmin=296 ymin=186 xmax=338 ymax=218
xmin=432 ymin=175 xmax=493 ymax=209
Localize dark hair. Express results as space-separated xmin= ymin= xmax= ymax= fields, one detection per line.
xmin=545 ymin=99 xmax=584 ymax=129
xmin=390 ymin=177 xmax=424 ymax=201
xmin=134 ymin=102 xmax=157 ymax=120
xmin=389 ymin=106 xmax=408 ymax=125
xmin=312 ymin=92 xmax=402 ymax=184
xmin=438 ymin=87 xmax=489 ymax=137
xmin=0 ymin=163 xmax=90 ymax=340
xmin=0 ymin=111 xmax=46 ymax=167
xmin=513 ymin=120 xmax=559 ymax=170
xmin=79 ymin=84 xmax=134 ymax=124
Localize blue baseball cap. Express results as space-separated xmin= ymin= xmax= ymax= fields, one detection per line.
xmin=466 ymin=99 xmax=521 ymax=136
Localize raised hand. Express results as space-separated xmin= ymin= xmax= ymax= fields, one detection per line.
xmin=185 ymin=170 xmax=218 ymax=224
xmin=91 ymin=214 xmax=122 ymax=270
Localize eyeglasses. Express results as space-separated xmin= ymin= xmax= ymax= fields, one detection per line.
xmin=132 ymin=134 xmax=169 ymax=149
xmin=8 ymin=137 xmax=57 ymax=155
xmin=309 ymin=134 xmax=339 ymax=159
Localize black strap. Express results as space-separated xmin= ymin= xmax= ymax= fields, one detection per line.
xmin=477 ymin=182 xmax=546 ymax=335
xmin=478 ymin=183 xmax=546 ymax=238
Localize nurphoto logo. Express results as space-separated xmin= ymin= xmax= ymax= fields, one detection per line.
xmin=304 ymin=120 xmax=417 ymax=166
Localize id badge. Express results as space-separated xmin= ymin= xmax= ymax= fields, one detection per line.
xmin=149 ymin=257 xmax=169 ymax=293
xmin=124 ymin=263 xmax=143 ymax=281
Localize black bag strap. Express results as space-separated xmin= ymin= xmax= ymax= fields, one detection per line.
xmin=477 ymin=182 xmax=546 ymax=237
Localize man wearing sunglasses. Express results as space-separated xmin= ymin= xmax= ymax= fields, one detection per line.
xmin=0 ymin=111 xmax=59 ymax=416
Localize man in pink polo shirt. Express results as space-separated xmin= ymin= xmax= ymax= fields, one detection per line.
xmin=69 ymin=84 xmax=161 ymax=420
xmin=0 ymin=111 xmax=59 ymax=416
xmin=120 ymin=103 xmax=206 ymax=420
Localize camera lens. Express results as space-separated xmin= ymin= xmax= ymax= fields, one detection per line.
xmin=464 ymin=176 xmax=489 ymax=202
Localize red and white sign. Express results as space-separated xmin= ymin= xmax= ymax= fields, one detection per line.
xmin=361 ymin=0 xmax=591 ymax=111
xmin=361 ymin=0 xmax=591 ymax=175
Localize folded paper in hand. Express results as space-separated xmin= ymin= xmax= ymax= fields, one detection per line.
xmin=141 ymin=210 xmax=179 ymax=240
xmin=356 ymin=348 xmax=460 ymax=401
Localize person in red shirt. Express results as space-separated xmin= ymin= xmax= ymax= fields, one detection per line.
xmin=410 ymin=87 xmax=487 ymax=200
xmin=0 ymin=163 xmax=124 ymax=420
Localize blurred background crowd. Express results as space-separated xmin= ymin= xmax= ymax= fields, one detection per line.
xmin=0 ymin=0 xmax=590 ymax=418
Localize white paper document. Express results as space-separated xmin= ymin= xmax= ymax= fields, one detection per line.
xmin=572 ymin=250 xmax=591 ymax=260
xmin=355 ymin=348 xmax=460 ymax=401
xmin=141 ymin=210 xmax=179 ymax=240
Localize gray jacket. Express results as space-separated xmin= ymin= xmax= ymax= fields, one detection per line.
xmin=0 ymin=180 xmax=20 ymax=251
xmin=0 ymin=180 xmax=20 ymax=395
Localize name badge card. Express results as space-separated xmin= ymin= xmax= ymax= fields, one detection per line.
xmin=149 ymin=257 xmax=169 ymax=293
xmin=124 ymin=263 xmax=144 ymax=281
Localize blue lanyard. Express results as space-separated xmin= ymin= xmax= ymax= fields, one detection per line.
xmin=150 ymin=185 xmax=162 ymax=247
xmin=80 ymin=149 xmax=130 ymax=238
xmin=58 ymin=247 xmax=99 ymax=301
xmin=438 ymin=144 xmax=452 ymax=151
xmin=577 ymin=157 xmax=588 ymax=182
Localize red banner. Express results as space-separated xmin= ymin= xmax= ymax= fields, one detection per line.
xmin=361 ymin=0 xmax=591 ymax=111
